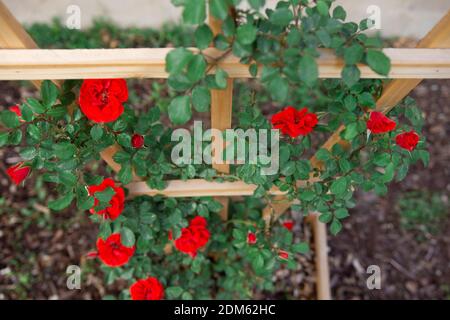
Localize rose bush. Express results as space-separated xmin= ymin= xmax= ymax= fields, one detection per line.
xmin=0 ymin=0 xmax=429 ymax=299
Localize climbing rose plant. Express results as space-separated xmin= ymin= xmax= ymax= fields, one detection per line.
xmin=0 ymin=0 xmax=429 ymax=299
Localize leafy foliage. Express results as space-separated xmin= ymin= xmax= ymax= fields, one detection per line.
xmin=0 ymin=0 xmax=430 ymax=299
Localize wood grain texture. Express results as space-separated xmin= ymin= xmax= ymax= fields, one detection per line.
xmin=1 ymin=48 xmax=450 ymax=80
xmin=0 ymin=0 xmax=45 ymax=88
xmin=306 ymin=212 xmax=331 ymax=300
xmin=209 ymin=7 xmax=234 ymax=221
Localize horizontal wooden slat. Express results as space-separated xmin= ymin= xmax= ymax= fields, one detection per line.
xmin=0 ymin=48 xmax=450 ymax=80
xmin=126 ymin=179 xmax=288 ymax=198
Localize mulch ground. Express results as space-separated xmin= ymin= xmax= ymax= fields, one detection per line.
xmin=0 ymin=77 xmax=448 ymax=300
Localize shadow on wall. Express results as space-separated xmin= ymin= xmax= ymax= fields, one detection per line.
xmin=3 ymin=0 xmax=450 ymax=38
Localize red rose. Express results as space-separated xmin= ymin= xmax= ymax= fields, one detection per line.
xmin=271 ymin=106 xmax=318 ymax=138
xmin=96 ymin=233 xmax=135 ymax=267
xmin=79 ymin=79 xmax=128 ymax=123
xmin=9 ymin=105 xmax=22 ymax=118
xmin=172 ymin=216 xmax=210 ymax=258
xmin=366 ymin=111 xmax=396 ymax=134
xmin=247 ymin=232 xmax=257 ymax=245
xmin=282 ymin=220 xmax=294 ymax=231
xmin=88 ymin=178 xmax=125 ymax=220
xmin=6 ymin=162 xmax=31 ymax=185
xmin=131 ymin=134 xmax=144 ymax=149
xmin=395 ymin=130 xmax=419 ymax=151
xmin=278 ymin=250 xmax=289 ymax=260
xmin=130 ymin=277 xmax=164 ymax=300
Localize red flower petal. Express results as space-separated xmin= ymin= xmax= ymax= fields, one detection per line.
xmin=96 ymin=233 xmax=135 ymax=267
xmin=79 ymin=79 xmax=128 ymax=123
xmin=366 ymin=112 xmax=396 ymax=134
xmin=130 ymin=277 xmax=164 ymax=300
xmin=396 ymin=130 xmax=420 ymax=151
xmin=6 ymin=162 xmax=31 ymax=185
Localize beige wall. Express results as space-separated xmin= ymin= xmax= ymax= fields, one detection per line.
xmin=3 ymin=0 xmax=450 ymax=38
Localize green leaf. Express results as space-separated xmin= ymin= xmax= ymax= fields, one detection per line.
xmin=26 ymin=98 xmax=46 ymax=114
xmin=236 ymin=24 xmax=257 ymax=45
xmin=21 ymin=104 xmax=34 ymax=121
xmin=330 ymin=218 xmax=342 ymax=235
xmin=166 ymin=287 xmax=183 ymax=299
xmin=48 ymin=192 xmax=74 ymax=211
xmin=381 ymin=162 xmax=395 ymax=183
xmin=270 ymin=7 xmax=294 ymax=26
xmin=343 ymin=122 xmax=359 ymax=140
xmin=248 ymin=0 xmax=265 ymax=9
xmin=0 ymin=110 xmax=20 ymax=128
xmin=341 ymin=65 xmax=360 ymax=87
xmin=210 ymin=0 xmax=229 ymax=20
xmin=192 ymin=86 xmax=211 ymax=112
xmin=117 ymin=133 xmax=131 ymax=148
xmin=95 ymin=187 xmax=115 ymax=203
xmin=118 ymin=164 xmax=133 ymax=185
xmin=27 ymin=124 xmax=41 ymax=141
xmin=182 ymin=0 xmax=206 ymax=24
xmin=0 ymin=132 xmax=8 ymax=147
xmin=366 ymin=50 xmax=391 ymax=76
xmin=19 ymin=147 xmax=37 ymax=160
xmin=214 ymin=68 xmax=228 ymax=89
xmin=344 ymin=44 xmax=364 ymax=65
xmin=90 ymin=125 xmax=104 ymax=141
xmin=168 ymin=96 xmax=192 ymax=125
xmin=47 ymin=105 xmax=67 ymax=119
xmin=319 ymin=212 xmax=333 ymax=223
xmin=59 ymin=171 xmax=77 ymax=186
xmin=335 ymin=208 xmax=349 ymax=219
xmin=41 ymin=80 xmax=59 ymax=107
xmin=330 ymin=177 xmax=348 ymax=196
xmin=333 ymin=5 xmax=346 ymax=20
xmin=195 ymin=24 xmax=213 ymax=50
xmin=53 ymin=142 xmax=76 ymax=160
xmin=343 ymin=95 xmax=357 ymax=111
xmin=299 ymin=55 xmax=318 ymax=86
xmin=166 ymin=48 xmax=194 ymax=74
xmin=316 ymin=1 xmax=329 ymax=16
xmin=268 ymin=76 xmax=289 ymax=102
xmin=293 ymin=242 xmax=309 ymax=254
xmin=120 ymin=227 xmax=136 ymax=247
xmin=186 ymin=54 xmax=207 ymax=82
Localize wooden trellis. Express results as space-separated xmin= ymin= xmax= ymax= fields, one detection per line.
xmin=1 ymin=0 xmax=450 ymax=300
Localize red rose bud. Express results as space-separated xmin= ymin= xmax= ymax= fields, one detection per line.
xmin=130 ymin=277 xmax=164 ymax=300
xmin=131 ymin=134 xmax=145 ymax=149
xmin=282 ymin=220 xmax=294 ymax=231
xmin=172 ymin=216 xmax=210 ymax=258
xmin=271 ymin=106 xmax=318 ymax=138
xmin=396 ymin=130 xmax=419 ymax=151
xmin=79 ymin=79 xmax=128 ymax=123
xmin=278 ymin=250 xmax=289 ymax=260
xmin=86 ymin=251 xmax=98 ymax=259
xmin=247 ymin=232 xmax=257 ymax=245
xmin=366 ymin=111 xmax=396 ymax=134
xmin=9 ymin=105 xmax=22 ymax=118
xmin=6 ymin=162 xmax=31 ymax=185
xmin=96 ymin=233 xmax=135 ymax=267
xmin=88 ymin=178 xmax=125 ymax=220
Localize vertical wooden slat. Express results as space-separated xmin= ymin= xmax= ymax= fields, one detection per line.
xmin=307 ymin=213 xmax=331 ymax=300
xmin=209 ymin=3 xmax=233 ymax=221
xmin=0 ymin=0 xmax=56 ymax=89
